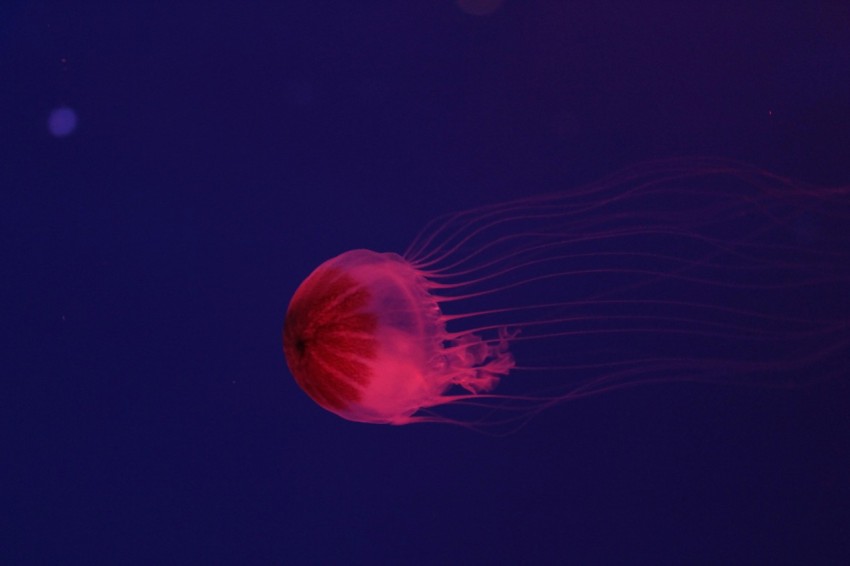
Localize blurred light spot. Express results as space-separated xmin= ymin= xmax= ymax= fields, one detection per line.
xmin=47 ymin=106 xmax=77 ymax=137
xmin=457 ymin=0 xmax=504 ymax=16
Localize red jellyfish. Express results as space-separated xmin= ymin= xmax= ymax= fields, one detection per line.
xmin=283 ymin=160 xmax=850 ymax=429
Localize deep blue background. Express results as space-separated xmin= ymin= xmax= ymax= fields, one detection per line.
xmin=3 ymin=2 xmax=849 ymax=564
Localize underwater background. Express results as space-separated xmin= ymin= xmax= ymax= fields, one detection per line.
xmin=3 ymin=2 xmax=849 ymax=564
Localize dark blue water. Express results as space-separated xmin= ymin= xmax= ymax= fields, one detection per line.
xmin=3 ymin=3 xmax=849 ymax=564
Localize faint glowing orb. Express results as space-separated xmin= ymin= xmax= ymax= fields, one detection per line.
xmin=47 ymin=107 xmax=78 ymax=137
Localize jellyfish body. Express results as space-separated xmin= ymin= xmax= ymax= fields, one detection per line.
xmin=283 ymin=250 xmax=514 ymax=424
xmin=283 ymin=160 xmax=850 ymax=428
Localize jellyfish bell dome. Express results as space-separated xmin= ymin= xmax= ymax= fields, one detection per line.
xmin=283 ymin=249 xmax=514 ymax=425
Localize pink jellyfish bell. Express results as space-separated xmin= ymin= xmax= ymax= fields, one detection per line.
xmin=283 ymin=249 xmax=515 ymax=425
xmin=283 ymin=160 xmax=850 ymax=428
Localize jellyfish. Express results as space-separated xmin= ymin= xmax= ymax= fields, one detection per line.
xmin=283 ymin=159 xmax=850 ymax=430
